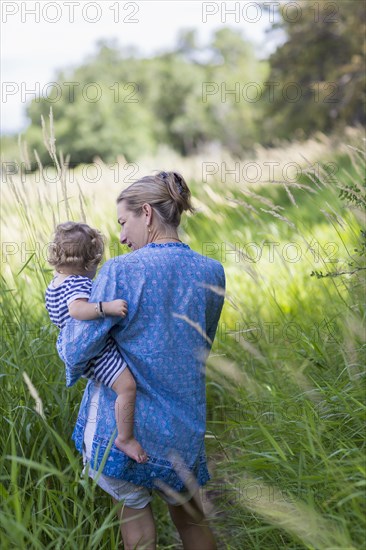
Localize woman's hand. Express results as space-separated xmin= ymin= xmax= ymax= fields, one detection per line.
xmin=103 ymin=299 xmax=128 ymax=318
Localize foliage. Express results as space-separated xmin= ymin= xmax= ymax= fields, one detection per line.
xmin=23 ymin=30 xmax=266 ymax=165
xmin=311 ymin=147 xmax=366 ymax=278
xmin=3 ymin=2 xmax=364 ymax=165
xmin=1 ymin=126 xmax=365 ymax=548
xmin=264 ymin=0 xmax=365 ymax=140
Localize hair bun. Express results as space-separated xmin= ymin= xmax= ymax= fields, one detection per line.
xmin=172 ymin=172 xmax=184 ymax=195
xmin=116 ymin=171 xmax=195 ymax=228
xmin=158 ymin=171 xmax=185 ymax=197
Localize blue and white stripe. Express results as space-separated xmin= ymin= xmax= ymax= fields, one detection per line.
xmin=45 ymin=275 xmax=92 ymax=329
xmin=45 ymin=275 xmax=127 ymax=388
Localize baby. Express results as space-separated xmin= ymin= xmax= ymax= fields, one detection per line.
xmin=45 ymin=221 xmax=148 ymax=464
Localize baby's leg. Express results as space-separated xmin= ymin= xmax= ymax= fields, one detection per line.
xmin=112 ymin=368 xmax=148 ymax=464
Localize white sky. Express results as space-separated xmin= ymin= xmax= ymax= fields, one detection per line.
xmin=1 ymin=1 xmax=280 ymax=134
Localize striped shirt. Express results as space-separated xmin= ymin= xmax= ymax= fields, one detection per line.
xmin=45 ymin=275 xmax=126 ymax=387
xmin=45 ymin=275 xmax=92 ymax=329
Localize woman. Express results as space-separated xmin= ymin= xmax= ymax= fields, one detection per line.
xmin=61 ymin=171 xmax=225 ymax=549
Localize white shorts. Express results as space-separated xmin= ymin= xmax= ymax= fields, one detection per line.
xmin=82 ymin=383 xmax=193 ymax=509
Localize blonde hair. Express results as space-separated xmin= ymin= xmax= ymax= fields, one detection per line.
xmin=116 ymin=171 xmax=195 ymax=228
xmin=48 ymin=221 xmax=104 ymax=271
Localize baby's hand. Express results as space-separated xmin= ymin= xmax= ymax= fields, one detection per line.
xmin=104 ymin=299 xmax=128 ymax=318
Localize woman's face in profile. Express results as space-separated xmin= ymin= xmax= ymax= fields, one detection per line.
xmin=117 ymin=200 xmax=148 ymax=251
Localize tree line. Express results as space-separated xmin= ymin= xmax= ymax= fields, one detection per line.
xmin=20 ymin=0 xmax=366 ymax=165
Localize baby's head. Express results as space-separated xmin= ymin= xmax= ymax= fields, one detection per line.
xmin=48 ymin=221 xmax=104 ymax=275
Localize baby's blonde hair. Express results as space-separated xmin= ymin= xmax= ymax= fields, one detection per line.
xmin=48 ymin=221 xmax=104 ymax=271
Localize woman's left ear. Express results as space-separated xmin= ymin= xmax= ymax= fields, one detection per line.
xmin=142 ymin=203 xmax=152 ymax=223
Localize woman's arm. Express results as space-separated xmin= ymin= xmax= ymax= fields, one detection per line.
xmin=205 ymin=263 xmax=226 ymax=345
xmin=60 ymin=259 xmax=126 ymax=386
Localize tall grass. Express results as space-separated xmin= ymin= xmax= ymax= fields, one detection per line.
xmin=1 ymin=120 xmax=365 ymax=548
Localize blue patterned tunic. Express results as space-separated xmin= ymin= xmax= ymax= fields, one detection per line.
xmin=60 ymin=242 xmax=225 ymax=491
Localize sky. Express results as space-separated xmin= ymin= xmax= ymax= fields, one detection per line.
xmin=1 ymin=1 xmax=280 ymax=134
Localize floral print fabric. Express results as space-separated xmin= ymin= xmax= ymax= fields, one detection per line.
xmin=60 ymin=242 xmax=225 ymax=490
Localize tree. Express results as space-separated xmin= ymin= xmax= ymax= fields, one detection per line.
xmin=263 ymin=0 xmax=365 ymax=142
xmin=23 ymin=30 xmax=265 ymax=164
xmin=25 ymin=48 xmax=157 ymax=165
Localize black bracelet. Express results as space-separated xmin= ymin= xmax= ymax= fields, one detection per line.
xmin=98 ymin=301 xmax=105 ymax=318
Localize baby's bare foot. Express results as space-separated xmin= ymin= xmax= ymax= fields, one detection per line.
xmin=115 ymin=436 xmax=149 ymax=463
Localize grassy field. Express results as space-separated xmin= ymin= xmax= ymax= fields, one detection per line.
xmin=0 ymin=125 xmax=365 ymax=549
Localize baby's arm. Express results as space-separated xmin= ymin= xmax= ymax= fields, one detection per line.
xmin=68 ymin=298 xmax=128 ymax=320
